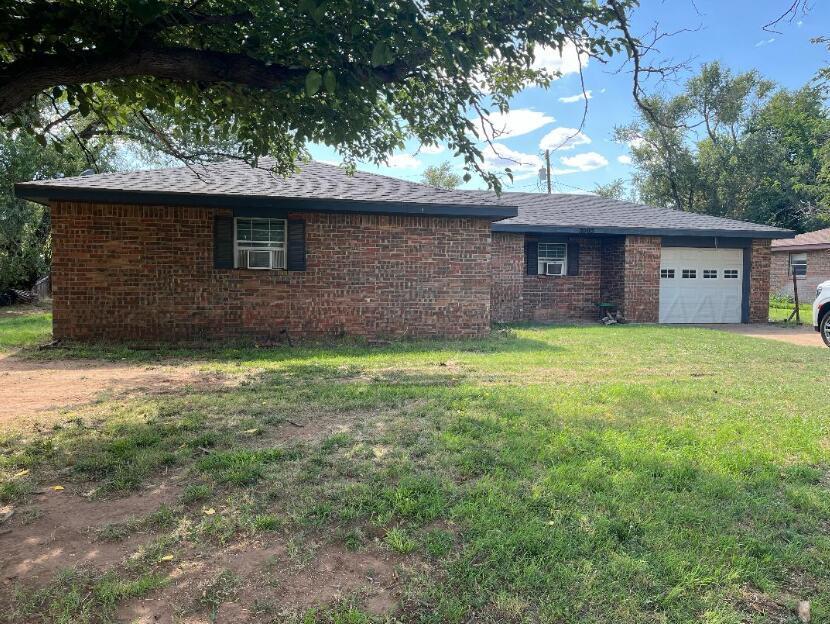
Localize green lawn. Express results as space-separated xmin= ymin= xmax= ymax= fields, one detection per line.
xmin=0 ymin=305 xmax=52 ymax=351
xmin=1 ymin=319 xmax=829 ymax=623
xmin=769 ymin=301 xmax=813 ymax=324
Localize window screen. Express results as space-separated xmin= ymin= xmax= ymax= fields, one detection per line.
xmin=235 ymin=218 xmax=287 ymax=269
xmin=789 ymin=253 xmax=807 ymax=278
xmin=537 ymin=243 xmax=567 ymax=276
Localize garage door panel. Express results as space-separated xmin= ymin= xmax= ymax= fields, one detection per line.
xmin=659 ymin=248 xmax=743 ymax=324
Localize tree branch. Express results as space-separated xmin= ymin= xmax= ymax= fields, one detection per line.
xmin=608 ymin=0 xmax=686 ymax=209
xmin=0 ymin=45 xmax=414 ymax=116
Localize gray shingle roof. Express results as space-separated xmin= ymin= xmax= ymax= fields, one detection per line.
xmin=16 ymin=161 xmax=794 ymax=238
xmin=771 ymin=227 xmax=830 ymax=250
xmin=483 ymin=192 xmax=793 ymax=239
xmin=15 ymin=159 xmax=517 ymax=219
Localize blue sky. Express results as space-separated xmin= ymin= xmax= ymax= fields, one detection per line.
xmin=309 ymin=0 xmax=830 ymax=194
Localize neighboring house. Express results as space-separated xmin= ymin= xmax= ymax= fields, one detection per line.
xmin=15 ymin=161 xmax=791 ymax=342
xmin=770 ymin=228 xmax=830 ymax=303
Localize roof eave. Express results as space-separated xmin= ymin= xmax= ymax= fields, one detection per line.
xmin=14 ymin=184 xmax=518 ymax=220
xmin=771 ymin=242 xmax=830 ymax=252
xmin=491 ymin=223 xmax=794 ymax=239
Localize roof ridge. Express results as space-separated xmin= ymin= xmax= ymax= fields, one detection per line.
xmin=314 ymin=160 xmax=504 ymax=202
xmin=15 ymin=156 xmax=518 ymax=216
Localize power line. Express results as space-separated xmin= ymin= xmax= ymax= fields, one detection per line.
xmin=552 ymin=180 xmax=595 ymax=194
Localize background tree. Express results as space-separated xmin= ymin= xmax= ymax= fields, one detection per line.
xmin=0 ymin=0 xmax=637 ymax=186
xmin=1 ymin=103 xmax=115 ymax=290
xmin=593 ymin=178 xmax=637 ymax=201
xmin=421 ymin=162 xmax=462 ymax=190
xmin=617 ymin=62 xmax=830 ymax=231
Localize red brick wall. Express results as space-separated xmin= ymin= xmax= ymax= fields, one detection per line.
xmin=489 ymin=234 xmax=602 ymax=323
xmin=490 ymin=233 xmax=524 ymax=323
xmin=749 ymin=239 xmax=772 ymax=323
xmin=770 ymin=248 xmax=830 ymax=304
xmin=622 ymin=235 xmax=661 ymax=323
xmin=522 ymin=237 xmax=602 ymax=322
xmin=50 ymin=202 xmax=493 ymax=342
xmin=600 ymin=237 xmax=626 ymax=309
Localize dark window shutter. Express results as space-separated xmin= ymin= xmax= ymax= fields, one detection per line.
xmin=286 ymin=220 xmax=306 ymax=271
xmin=525 ymin=240 xmax=538 ymax=275
xmin=567 ymin=242 xmax=580 ymax=276
xmin=213 ymin=215 xmax=234 ymax=269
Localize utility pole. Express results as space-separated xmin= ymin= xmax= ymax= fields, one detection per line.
xmin=544 ymin=149 xmax=552 ymax=194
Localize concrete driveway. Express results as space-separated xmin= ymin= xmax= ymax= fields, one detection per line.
xmin=699 ymin=323 xmax=826 ymax=348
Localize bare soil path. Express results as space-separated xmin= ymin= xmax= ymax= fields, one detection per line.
xmin=698 ymin=323 xmax=826 ymax=348
xmin=0 ymin=354 xmax=239 ymax=430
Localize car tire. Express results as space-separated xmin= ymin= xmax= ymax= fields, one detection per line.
xmin=822 ymin=311 xmax=830 ymax=348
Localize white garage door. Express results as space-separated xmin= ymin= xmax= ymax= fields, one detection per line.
xmin=659 ymin=247 xmax=743 ymax=323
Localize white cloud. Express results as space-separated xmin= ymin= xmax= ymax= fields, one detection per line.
xmin=474 ymin=108 xmax=555 ymax=141
xmin=797 ymin=20 xmax=804 ymax=27
xmin=482 ymin=143 xmax=543 ymax=180
xmin=599 ymin=88 xmax=607 ymax=94
xmin=385 ymin=154 xmax=422 ymax=169
xmin=532 ymin=41 xmax=589 ymax=78
xmin=419 ymin=143 xmax=445 ymax=155
xmin=755 ymin=38 xmax=776 ymax=47
xmin=617 ymin=155 xmax=633 ymax=165
xmin=539 ymin=127 xmax=592 ymax=151
xmin=628 ymin=136 xmax=646 ymax=150
xmin=558 ymin=90 xmax=592 ymax=104
xmin=552 ymin=152 xmax=609 ymax=175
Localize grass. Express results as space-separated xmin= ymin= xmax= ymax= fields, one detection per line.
xmin=11 ymin=568 xmax=167 ymax=624
xmin=0 ymin=304 xmax=52 ymax=350
xmin=1 ymin=313 xmax=829 ymax=622
xmin=769 ymin=296 xmax=813 ymax=324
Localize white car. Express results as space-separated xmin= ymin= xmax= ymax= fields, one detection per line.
xmin=814 ymin=280 xmax=830 ymax=348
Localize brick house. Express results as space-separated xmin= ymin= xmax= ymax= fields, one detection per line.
xmin=15 ymin=160 xmax=792 ymax=342
xmin=483 ymin=193 xmax=789 ymax=325
xmin=770 ymin=228 xmax=830 ymax=303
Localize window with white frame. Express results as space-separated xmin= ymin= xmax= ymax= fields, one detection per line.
xmin=660 ymin=268 xmax=675 ymax=279
xmin=703 ymin=269 xmax=718 ymax=279
xmin=537 ymin=243 xmax=567 ymax=275
xmin=235 ymin=218 xmax=287 ymax=270
xmin=789 ymin=252 xmax=807 ymax=278
xmin=681 ymin=269 xmax=697 ymax=279
xmin=724 ymin=269 xmax=739 ymax=279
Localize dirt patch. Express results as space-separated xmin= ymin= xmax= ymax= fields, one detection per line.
xmin=698 ymin=323 xmax=826 ymax=348
xmin=0 ymin=304 xmax=49 ymax=318
xmin=117 ymin=540 xmax=402 ymax=623
xmin=0 ymin=354 xmax=246 ymax=430
xmin=0 ymin=479 xmax=182 ymax=593
xmin=735 ymin=585 xmax=795 ymax=623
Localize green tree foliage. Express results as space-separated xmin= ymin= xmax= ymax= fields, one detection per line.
xmin=593 ymin=178 xmax=636 ymax=201
xmin=0 ymin=0 xmax=637 ymax=186
xmin=1 ymin=106 xmax=115 ymax=291
xmin=618 ymin=62 xmax=830 ymax=231
xmin=421 ymin=161 xmax=462 ymax=190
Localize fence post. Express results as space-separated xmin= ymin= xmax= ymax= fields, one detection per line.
xmin=792 ymin=271 xmax=800 ymax=324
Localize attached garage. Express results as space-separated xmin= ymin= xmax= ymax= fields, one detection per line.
xmin=659 ymin=247 xmax=745 ymax=323
xmin=487 ymin=191 xmax=791 ymax=325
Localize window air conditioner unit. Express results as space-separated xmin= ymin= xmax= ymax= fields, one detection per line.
xmin=545 ymin=262 xmax=565 ymax=276
xmin=247 ymin=249 xmax=272 ymax=269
